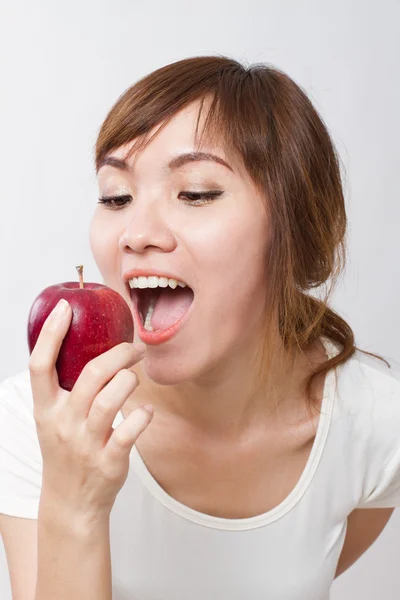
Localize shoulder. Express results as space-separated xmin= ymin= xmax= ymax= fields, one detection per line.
xmin=331 ymin=348 xmax=400 ymax=508
xmin=334 ymin=347 xmax=400 ymax=429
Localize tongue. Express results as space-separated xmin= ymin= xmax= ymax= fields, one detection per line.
xmin=151 ymin=287 xmax=194 ymax=331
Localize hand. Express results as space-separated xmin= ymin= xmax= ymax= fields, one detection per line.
xmin=29 ymin=298 xmax=153 ymax=523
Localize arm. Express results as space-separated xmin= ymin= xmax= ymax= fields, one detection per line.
xmin=0 ymin=497 xmax=112 ymax=600
xmin=35 ymin=491 xmax=112 ymax=600
xmin=334 ymin=507 xmax=395 ymax=579
xmin=26 ymin=305 xmax=152 ymax=598
xmin=0 ymin=514 xmax=38 ymax=600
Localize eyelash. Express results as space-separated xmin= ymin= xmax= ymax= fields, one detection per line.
xmin=97 ymin=190 xmax=223 ymax=210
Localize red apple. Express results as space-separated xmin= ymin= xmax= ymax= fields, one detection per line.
xmin=27 ymin=265 xmax=134 ymax=391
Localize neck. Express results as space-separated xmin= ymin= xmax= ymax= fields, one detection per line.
xmin=125 ymin=337 xmax=327 ymax=441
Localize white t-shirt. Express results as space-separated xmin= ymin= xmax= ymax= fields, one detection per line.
xmin=1 ymin=336 xmax=400 ymax=600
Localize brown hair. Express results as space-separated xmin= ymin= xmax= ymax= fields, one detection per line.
xmin=95 ymin=55 xmax=390 ymax=417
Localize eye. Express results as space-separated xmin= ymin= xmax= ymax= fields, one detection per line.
xmin=97 ymin=195 xmax=132 ymax=210
xmin=179 ymin=190 xmax=224 ymax=206
xmin=97 ymin=189 xmax=224 ymax=210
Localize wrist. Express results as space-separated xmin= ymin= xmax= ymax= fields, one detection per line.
xmin=38 ymin=487 xmax=111 ymax=539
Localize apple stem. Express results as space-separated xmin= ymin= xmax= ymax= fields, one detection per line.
xmin=76 ymin=265 xmax=84 ymax=289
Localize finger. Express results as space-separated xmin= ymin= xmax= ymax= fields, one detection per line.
xmin=85 ymin=368 xmax=140 ymax=445
xmin=67 ymin=342 xmax=145 ymax=422
xmin=29 ymin=299 xmax=72 ymax=414
xmin=104 ymin=405 xmax=153 ymax=466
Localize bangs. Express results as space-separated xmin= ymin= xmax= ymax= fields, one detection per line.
xmin=94 ymin=57 xmax=268 ymax=186
xmin=123 ymin=93 xmax=234 ymax=168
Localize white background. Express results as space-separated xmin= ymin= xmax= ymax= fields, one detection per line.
xmin=1 ymin=0 xmax=399 ymax=597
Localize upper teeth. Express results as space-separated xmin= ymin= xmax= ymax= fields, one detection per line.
xmin=128 ymin=276 xmax=187 ymax=290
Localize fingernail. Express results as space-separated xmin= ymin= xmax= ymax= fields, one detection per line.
xmin=52 ymin=298 xmax=69 ymax=317
xmin=143 ymin=404 xmax=154 ymax=415
xmin=135 ymin=342 xmax=146 ymax=355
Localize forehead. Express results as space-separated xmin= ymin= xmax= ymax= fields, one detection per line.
xmin=97 ymin=100 xmax=245 ymax=177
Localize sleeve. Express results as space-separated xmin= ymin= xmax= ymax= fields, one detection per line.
xmin=357 ymin=448 xmax=400 ymax=509
xmin=0 ymin=370 xmax=43 ymax=519
xmin=356 ymin=359 xmax=400 ymax=509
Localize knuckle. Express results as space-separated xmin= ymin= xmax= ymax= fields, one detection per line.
xmin=54 ymin=425 xmax=71 ymax=444
xmin=85 ymin=414 xmax=100 ymax=434
xmin=33 ymin=408 xmax=45 ymax=427
xmin=46 ymin=316 xmax=61 ymax=331
xmin=113 ymin=430 xmax=132 ymax=449
xmin=92 ymin=395 xmax=112 ymax=415
xmin=119 ymin=368 xmax=139 ymax=385
xmin=33 ymin=403 xmax=56 ymax=428
xmin=121 ymin=342 xmax=136 ymax=360
xmin=122 ymin=341 xmax=134 ymax=353
xmin=84 ymin=362 xmax=103 ymax=381
xmin=29 ymin=357 xmax=49 ymax=375
xmin=99 ymin=454 xmax=126 ymax=482
xmin=136 ymin=405 xmax=151 ymax=418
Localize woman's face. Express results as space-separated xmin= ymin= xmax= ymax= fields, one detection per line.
xmin=89 ymin=100 xmax=271 ymax=386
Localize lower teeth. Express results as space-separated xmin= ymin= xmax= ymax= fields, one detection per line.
xmin=143 ymin=297 xmax=156 ymax=331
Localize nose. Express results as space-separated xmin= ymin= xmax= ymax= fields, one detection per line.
xmin=118 ymin=199 xmax=176 ymax=255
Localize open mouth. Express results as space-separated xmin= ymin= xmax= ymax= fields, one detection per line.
xmin=129 ymin=285 xmax=195 ymax=333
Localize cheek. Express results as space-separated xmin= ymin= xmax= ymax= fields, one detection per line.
xmin=88 ymin=218 xmax=98 ymax=259
xmin=193 ymin=214 xmax=268 ymax=318
xmin=189 ymin=208 xmax=268 ymax=275
xmin=187 ymin=212 xmax=247 ymax=263
xmin=88 ymin=215 xmax=117 ymax=272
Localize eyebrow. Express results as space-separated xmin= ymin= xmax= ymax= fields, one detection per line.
xmin=97 ymin=151 xmax=234 ymax=174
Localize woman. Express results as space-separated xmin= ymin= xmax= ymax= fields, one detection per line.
xmin=1 ymin=55 xmax=399 ymax=599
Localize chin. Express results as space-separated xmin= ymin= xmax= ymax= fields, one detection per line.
xmin=139 ymin=352 xmax=210 ymax=387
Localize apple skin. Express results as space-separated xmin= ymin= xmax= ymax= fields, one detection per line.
xmin=27 ymin=282 xmax=134 ymax=392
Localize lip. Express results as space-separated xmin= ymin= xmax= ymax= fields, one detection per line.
xmin=127 ymin=285 xmax=195 ymax=345
xmin=123 ymin=268 xmax=191 ymax=289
